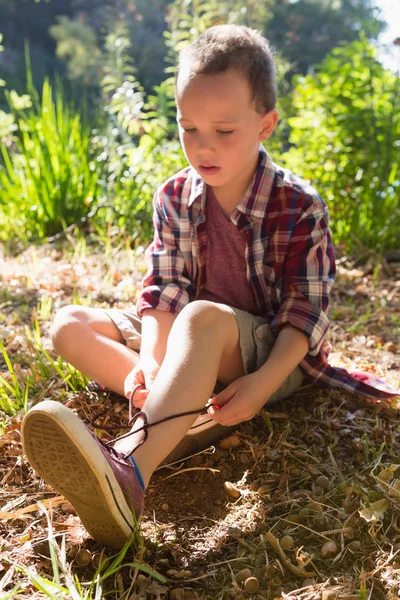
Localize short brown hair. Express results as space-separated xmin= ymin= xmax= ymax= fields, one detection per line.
xmin=176 ymin=24 xmax=277 ymax=114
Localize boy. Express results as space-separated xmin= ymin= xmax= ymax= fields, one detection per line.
xmin=21 ymin=24 xmax=398 ymax=549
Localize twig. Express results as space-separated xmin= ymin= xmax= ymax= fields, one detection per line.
xmin=264 ymin=532 xmax=316 ymax=578
xmin=327 ymin=446 xmax=346 ymax=483
xmin=0 ymin=495 xmax=64 ymax=520
xmin=281 ymin=518 xmax=333 ymax=542
xmin=161 ymin=467 xmax=220 ymax=481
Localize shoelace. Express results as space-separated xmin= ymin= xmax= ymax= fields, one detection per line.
xmin=91 ymin=384 xmax=211 ymax=461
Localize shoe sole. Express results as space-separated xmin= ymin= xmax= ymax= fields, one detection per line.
xmin=22 ymin=401 xmax=135 ymax=548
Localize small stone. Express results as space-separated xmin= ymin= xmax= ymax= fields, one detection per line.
xmin=75 ymin=549 xmax=92 ymax=567
xmin=280 ymin=535 xmax=294 ymax=549
xmin=303 ymin=578 xmax=316 ymax=586
xmin=223 ymin=481 xmax=241 ymax=499
xmin=161 ymin=503 xmax=169 ymax=511
xmin=235 ymin=568 xmax=252 ymax=584
xmin=219 ymin=435 xmax=241 ymax=450
xmin=244 ymin=576 xmax=260 ymax=594
xmin=321 ymin=540 xmax=338 ymax=558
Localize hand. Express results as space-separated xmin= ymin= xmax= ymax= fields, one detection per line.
xmin=124 ymin=358 xmax=160 ymax=408
xmin=207 ymin=373 xmax=270 ymax=427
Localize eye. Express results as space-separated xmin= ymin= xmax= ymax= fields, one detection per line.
xmin=182 ymin=128 xmax=195 ymax=133
xmin=218 ymin=130 xmax=234 ymax=135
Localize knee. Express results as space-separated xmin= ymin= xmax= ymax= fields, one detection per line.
xmin=176 ymin=300 xmax=222 ymax=334
xmin=50 ymin=305 xmax=90 ymax=353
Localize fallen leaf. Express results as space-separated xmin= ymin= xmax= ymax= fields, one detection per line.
xmin=377 ymin=464 xmax=399 ymax=483
xmin=359 ymin=498 xmax=390 ymax=523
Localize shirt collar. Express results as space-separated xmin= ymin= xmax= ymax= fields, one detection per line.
xmin=187 ymin=144 xmax=275 ymax=220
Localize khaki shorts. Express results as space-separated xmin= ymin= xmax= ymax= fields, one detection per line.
xmin=105 ymin=304 xmax=304 ymax=406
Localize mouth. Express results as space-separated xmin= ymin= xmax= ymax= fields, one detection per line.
xmin=198 ymin=165 xmax=221 ymax=176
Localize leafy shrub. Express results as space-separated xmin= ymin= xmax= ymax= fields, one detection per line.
xmin=0 ymin=76 xmax=104 ymax=242
xmin=280 ymin=37 xmax=399 ymax=252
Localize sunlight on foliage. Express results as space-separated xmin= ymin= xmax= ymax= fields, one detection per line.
xmin=281 ymin=36 xmax=400 ymax=252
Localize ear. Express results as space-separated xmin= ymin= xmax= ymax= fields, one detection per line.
xmin=259 ymin=109 xmax=279 ymax=142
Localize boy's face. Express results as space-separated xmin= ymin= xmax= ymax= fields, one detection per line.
xmin=176 ymin=67 xmax=278 ymax=196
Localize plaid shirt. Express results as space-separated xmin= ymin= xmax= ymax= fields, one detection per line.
xmin=137 ymin=146 xmax=398 ymax=400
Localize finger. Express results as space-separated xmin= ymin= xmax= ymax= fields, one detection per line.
xmin=208 ymin=403 xmax=235 ymax=425
xmin=127 ymin=383 xmax=145 ymax=403
xmin=132 ymin=388 xmax=148 ymax=408
xmin=209 ymin=387 xmax=235 ymax=407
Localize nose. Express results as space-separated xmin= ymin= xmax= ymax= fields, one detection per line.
xmin=196 ymin=132 xmax=216 ymax=157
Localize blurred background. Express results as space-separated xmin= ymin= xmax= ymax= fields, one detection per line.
xmin=0 ymin=0 xmax=398 ymax=256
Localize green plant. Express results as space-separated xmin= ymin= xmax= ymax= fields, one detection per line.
xmin=281 ymin=36 xmax=400 ymax=252
xmin=0 ymin=341 xmax=29 ymax=416
xmin=0 ymin=57 xmax=104 ymax=242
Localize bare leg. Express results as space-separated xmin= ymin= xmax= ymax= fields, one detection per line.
xmin=51 ymin=306 xmax=139 ymax=396
xmin=116 ymin=300 xmax=245 ymax=486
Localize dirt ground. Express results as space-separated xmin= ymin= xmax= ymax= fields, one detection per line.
xmin=0 ymin=242 xmax=399 ymax=599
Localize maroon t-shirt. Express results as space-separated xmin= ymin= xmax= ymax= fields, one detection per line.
xmin=197 ymin=186 xmax=260 ymax=315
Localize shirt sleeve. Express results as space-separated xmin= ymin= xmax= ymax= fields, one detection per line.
xmin=271 ymin=198 xmax=336 ymax=356
xmin=136 ymin=189 xmax=196 ymax=317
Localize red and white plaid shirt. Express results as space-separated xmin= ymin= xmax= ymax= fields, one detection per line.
xmin=137 ymin=146 xmax=398 ymax=400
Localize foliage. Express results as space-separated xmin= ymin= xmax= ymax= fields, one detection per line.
xmin=266 ymin=0 xmax=385 ymax=76
xmin=0 ymin=74 xmax=104 ymax=241
xmin=49 ymin=16 xmax=103 ymax=88
xmin=281 ymin=37 xmax=400 ymax=252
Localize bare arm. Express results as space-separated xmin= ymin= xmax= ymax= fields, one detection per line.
xmin=255 ymin=324 xmax=308 ymax=396
xmin=209 ymin=324 xmax=308 ymax=426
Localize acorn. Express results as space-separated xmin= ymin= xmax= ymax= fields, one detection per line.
xmin=315 ymin=475 xmax=330 ymax=490
xmin=219 ymin=435 xmax=241 ymax=450
xmin=136 ymin=573 xmax=147 ymax=586
xmin=286 ymin=513 xmax=301 ymax=524
xmin=349 ymin=540 xmax=361 ymax=551
xmin=244 ymin=576 xmax=260 ymax=594
xmin=312 ymin=484 xmax=324 ymax=498
xmin=224 ymin=481 xmax=241 ymax=499
xmin=75 ymin=549 xmax=92 ymax=567
xmin=92 ymin=552 xmax=109 ymax=571
xmin=321 ymin=540 xmax=338 ymax=558
xmin=280 ymin=535 xmax=294 ymax=549
xmin=235 ymin=568 xmax=252 ymax=584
